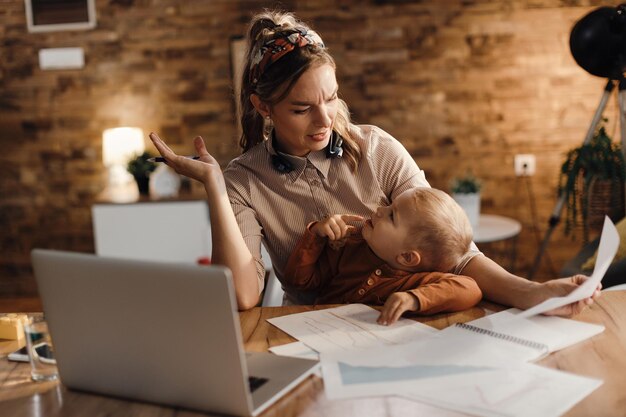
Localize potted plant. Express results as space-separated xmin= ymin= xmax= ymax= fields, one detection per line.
xmin=127 ymin=151 xmax=157 ymax=195
xmin=450 ymin=172 xmax=482 ymax=228
xmin=559 ymin=122 xmax=626 ymax=242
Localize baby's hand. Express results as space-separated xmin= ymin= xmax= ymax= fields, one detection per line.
xmin=310 ymin=214 xmax=364 ymax=241
xmin=377 ymin=292 xmax=419 ymax=326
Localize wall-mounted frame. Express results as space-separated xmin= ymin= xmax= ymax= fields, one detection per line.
xmin=25 ymin=0 xmax=97 ymax=33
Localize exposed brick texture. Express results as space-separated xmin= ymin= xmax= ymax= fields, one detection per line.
xmin=0 ymin=0 xmax=622 ymax=295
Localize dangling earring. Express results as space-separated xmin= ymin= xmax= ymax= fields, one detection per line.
xmin=263 ymin=114 xmax=273 ymax=139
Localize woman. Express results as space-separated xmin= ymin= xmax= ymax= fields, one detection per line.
xmin=149 ymin=10 xmax=599 ymax=313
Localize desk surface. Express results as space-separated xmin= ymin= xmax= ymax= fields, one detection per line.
xmin=1 ymin=292 xmax=625 ymax=417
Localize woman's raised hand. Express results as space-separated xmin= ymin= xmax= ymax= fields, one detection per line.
xmin=149 ymin=133 xmax=226 ymax=194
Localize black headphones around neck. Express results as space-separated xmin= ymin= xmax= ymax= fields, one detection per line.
xmin=271 ymin=132 xmax=343 ymax=173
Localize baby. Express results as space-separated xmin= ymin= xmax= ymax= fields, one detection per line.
xmin=283 ymin=187 xmax=482 ymax=325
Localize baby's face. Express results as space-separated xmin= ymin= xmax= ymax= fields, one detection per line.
xmin=361 ymin=189 xmax=418 ymax=265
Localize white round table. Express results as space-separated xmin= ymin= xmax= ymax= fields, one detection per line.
xmin=474 ymin=214 xmax=522 ymax=243
xmin=473 ymin=214 xmax=522 ymax=272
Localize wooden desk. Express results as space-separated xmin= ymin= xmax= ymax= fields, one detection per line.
xmin=1 ymin=292 xmax=625 ymax=417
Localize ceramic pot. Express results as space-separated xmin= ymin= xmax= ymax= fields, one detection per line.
xmin=453 ymin=192 xmax=480 ymax=229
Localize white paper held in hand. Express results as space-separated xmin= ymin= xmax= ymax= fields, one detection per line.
xmin=517 ymin=216 xmax=619 ymax=319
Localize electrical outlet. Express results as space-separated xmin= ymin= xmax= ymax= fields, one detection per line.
xmin=514 ymin=154 xmax=536 ymax=176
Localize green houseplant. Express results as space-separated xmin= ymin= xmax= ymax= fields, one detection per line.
xmin=451 ymin=173 xmax=482 ymax=195
xmin=127 ymin=151 xmax=157 ymax=195
xmin=450 ymin=173 xmax=482 ymax=228
xmin=559 ymin=123 xmax=626 ymax=242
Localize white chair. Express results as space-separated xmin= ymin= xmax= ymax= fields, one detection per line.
xmin=260 ymin=245 xmax=284 ymax=307
xmin=91 ymin=200 xmax=283 ymax=306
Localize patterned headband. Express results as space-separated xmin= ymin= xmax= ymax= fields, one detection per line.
xmin=249 ymin=28 xmax=325 ymax=87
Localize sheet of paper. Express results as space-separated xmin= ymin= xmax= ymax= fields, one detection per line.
xmin=268 ymin=341 xmax=319 ymax=360
xmin=517 ymin=216 xmax=619 ymax=318
xmin=321 ymin=353 xmax=493 ymax=399
xmin=322 ymin=357 xmax=602 ymax=417
xmin=268 ymin=342 xmax=322 ymax=377
xmin=404 ymin=364 xmax=602 ymax=417
xmin=266 ymin=304 xmax=436 ymax=356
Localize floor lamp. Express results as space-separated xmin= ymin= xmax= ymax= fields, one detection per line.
xmin=530 ymin=5 xmax=626 ymax=279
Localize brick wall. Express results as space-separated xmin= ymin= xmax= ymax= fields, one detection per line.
xmin=0 ymin=0 xmax=620 ymax=295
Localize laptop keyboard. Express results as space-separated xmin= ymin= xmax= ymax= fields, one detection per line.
xmin=248 ymin=376 xmax=268 ymax=392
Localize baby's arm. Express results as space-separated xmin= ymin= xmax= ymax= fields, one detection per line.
xmin=377 ymin=273 xmax=482 ymax=325
xmin=310 ymin=214 xmax=364 ymax=241
xmin=283 ymin=214 xmax=363 ymax=290
xmin=377 ymin=292 xmax=420 ymax=325
xmin=283 ymin=227 xmax=329 ymax=290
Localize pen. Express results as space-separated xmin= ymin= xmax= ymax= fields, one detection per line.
xmin=147 ymin=156 xmax=201 ymax=163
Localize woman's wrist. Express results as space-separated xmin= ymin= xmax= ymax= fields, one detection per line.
xmin=518 ymin=280 xmax=550 ymax=310
xmin=203 ymin=170 xmax=228 ymax=197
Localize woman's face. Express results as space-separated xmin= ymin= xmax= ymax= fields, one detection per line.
xmin=269 ymin=64 xmax=339 ymax=157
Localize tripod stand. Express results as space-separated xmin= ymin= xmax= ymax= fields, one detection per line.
xmin=529 ymin=77 xmax=626 ymax=279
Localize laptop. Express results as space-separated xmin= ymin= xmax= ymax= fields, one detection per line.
xmin=31 ymin=249 xmax=319 ymax=417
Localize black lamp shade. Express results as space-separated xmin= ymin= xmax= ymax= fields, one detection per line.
xmin=570 ymin=5 xmax=626 ymax=79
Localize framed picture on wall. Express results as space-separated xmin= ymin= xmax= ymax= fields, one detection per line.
xmin=25 ymin=0 xmax=97 ymax=33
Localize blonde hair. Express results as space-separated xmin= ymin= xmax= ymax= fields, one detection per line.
xmin=405 ymin=188 xmax=473 ymax=272
xmin=239 ymin=10 xmax=361 ymax=171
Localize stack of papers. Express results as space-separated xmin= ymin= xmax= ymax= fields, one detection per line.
xmin=270 ymin=304 xmax=604 ymax=417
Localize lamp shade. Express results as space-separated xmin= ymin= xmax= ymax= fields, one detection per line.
xmin=570 ymin=5 xmax=626 ymax=78
xmin=102 ymin=127 xmax=145 ymax=166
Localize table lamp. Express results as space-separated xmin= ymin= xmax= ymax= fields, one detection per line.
xmin=102 ymin=127 xmax=145 ymax=202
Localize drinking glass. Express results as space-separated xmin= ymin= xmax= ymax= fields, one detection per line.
xmin=24 ymin=316 xmax=58 ymax=382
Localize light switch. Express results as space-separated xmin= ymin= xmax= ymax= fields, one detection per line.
xmin=39 ymin=47 xmax=85 ymax=70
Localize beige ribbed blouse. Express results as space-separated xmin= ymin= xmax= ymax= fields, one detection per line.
xmin=223 ymin=124 xmax=479 ymax=304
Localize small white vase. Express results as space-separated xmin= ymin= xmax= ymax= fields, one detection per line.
xmin=453 ymin=192 xmax=481 ymax=229
xmin=149 ymin=164 xmax=181 ymax=199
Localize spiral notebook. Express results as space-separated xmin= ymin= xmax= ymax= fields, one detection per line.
xmin=420 ymin=309 xmax=606 ymax=367
xmin=466 ymin=308 xmax=605 ymax=355
xmin=418 ymin=322 xmax=549 ymax=366
xmin=454 ymin=322 xmax=550 ymax=356
xmin=360 ymin=310 xmax=605 ymax=369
